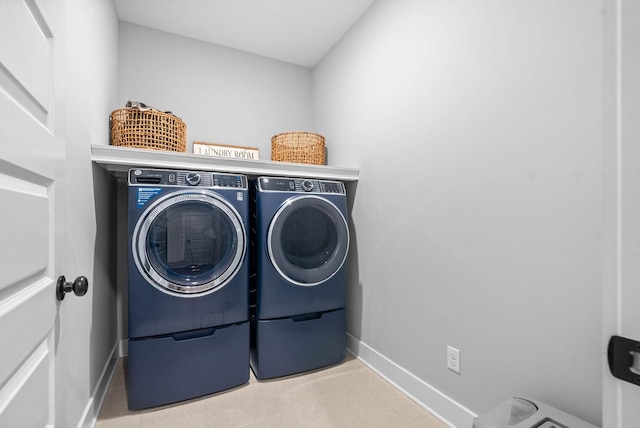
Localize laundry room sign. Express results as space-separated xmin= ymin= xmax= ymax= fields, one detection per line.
xmin=193 ymin=142 xmax=259 ymax=160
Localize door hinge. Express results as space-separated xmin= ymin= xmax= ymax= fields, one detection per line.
xmin=608 ymin=335 xmax=640 ymax=387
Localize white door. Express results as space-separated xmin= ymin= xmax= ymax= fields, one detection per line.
xmin=0 ymin=0 xmax=66 ymax=426
xmin=603 ymin=0 xmax=640 ymax=426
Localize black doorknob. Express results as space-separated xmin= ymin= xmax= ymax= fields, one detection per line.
xmin=56 ymin=275 xmax=89 ymax=301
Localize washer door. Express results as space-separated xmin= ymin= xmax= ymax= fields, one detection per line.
xmin=267 ymin=195 xmax=349 ymax=286
xmin=132 ymin=189 xmax=245 ymax=296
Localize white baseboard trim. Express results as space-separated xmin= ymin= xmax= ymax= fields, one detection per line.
xmin=78 ymin=342 xmax=120 ymax=428
xmin=346 ymin=333 xmax=476 ymax=428
xmin=119 ymin=338 xmax=128 ymax=357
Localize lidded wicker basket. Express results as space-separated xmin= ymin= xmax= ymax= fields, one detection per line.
xmin=110 ymin=108 xmax=187 ymax=152
xmin=271 ymin=132 xmax=325 ymax=165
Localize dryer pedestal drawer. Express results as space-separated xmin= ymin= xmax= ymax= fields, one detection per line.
xmin=127 ymin=321 xmax=249 ymax=410
xmin=250 ymin=308 xmax=346 ymax=379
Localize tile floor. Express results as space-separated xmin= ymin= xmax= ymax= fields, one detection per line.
xmin=95 ymin=353 xmax=447 ymax=428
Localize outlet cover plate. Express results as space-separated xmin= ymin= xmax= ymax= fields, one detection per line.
xmin=447 ymin=345 xmax=461 ymax=374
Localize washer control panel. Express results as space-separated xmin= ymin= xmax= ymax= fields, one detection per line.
xmin=258 ymin=176 xmax=345 ymax=194
xmin=129 ymin=169 xmax=247 ymax=189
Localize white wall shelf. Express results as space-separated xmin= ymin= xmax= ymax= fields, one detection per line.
xmin=92 ymin=145 xmax=359 ymax=182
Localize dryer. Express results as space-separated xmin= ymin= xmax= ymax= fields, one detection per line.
xmin=127 ymin=168 xmax=249 ymax=409
xmin=250 ymin=176 xmax=350 ymax=379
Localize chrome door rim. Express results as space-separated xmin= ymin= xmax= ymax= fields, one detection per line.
xmin=132 ymin=189 xmax=245 ymax=297
xmin=267 ymin=195 xmax=349 ymax=286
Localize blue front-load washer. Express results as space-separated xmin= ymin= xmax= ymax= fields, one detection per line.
xmin=250 ymin=176 xmax=350 ymax=379
xmin=127 ymin=168 xmax=249 ymax=409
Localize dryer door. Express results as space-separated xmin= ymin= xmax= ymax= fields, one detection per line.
xmin=132 ymin=189 xmax=245 ymax=296
xmin=268 ymin=195 xmax=349 ymax=286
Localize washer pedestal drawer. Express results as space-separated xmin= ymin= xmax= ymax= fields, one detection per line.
xmin=250 ymin=308 xmax=346 ymax=379
xmin=127 ymin=321 xmax=249 ymax=410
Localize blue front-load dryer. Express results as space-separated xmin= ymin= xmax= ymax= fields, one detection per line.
xmin=250 ymin=176 xmax=350 ymax=379
xmin=127 ymin=168 xmax=249 ymax=409
xmin=252 ymin=176 xmax=350 ymax=319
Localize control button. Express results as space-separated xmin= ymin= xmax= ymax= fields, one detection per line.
xmin=185 ymin=172 xmax=201 ymax=186
xmin=301 ymin=180 xmax=314 ymax=192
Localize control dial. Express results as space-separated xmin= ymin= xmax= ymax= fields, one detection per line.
xmin=301 ymin=180 xmax=314 ymax=192
xmin=185 ymin=172 xmax=201 ymax=186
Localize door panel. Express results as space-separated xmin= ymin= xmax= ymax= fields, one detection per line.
xmin=0 ymin=280 xmax=54 ymax=386
xmin=0 ymin=339 xmax=53 ymax=428
xmin=0 ymin=166 xmax=51 ymax=289
xmin=0 ymin=0 xmax=52 ymax=126
xmin=0 ymin=0 xmax=63 ymax=426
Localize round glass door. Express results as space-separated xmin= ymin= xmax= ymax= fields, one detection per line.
xmin=267 ymin=195 xmax=349 ymax=286
xmin=132 ymin=190 xmax=245 ymax=296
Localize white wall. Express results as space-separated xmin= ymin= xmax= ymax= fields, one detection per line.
xmin=314 ymin=0 xmax=603 ymax=425
xmin=64 ymin=0 xmax=119 ymax=426
xmin=118 ymin=23 xmax=314 ymax=156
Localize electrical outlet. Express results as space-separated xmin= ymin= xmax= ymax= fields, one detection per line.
xmin=447 ymin=346 xmax=461 ymax=374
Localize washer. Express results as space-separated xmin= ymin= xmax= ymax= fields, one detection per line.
xmin=127 ymin=168 xmax=249 ymax=409
xmin=250 ymin=176 xmax=350 ymax=379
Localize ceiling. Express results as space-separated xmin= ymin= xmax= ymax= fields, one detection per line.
xmin=113 ymin=0 xmax=376 ymax=68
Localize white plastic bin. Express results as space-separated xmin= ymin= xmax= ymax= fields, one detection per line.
xmin=472 ymin=397 xmax=599 ymax=428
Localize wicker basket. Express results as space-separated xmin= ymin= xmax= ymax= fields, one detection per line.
xmin=110 ymin=108 xmax=187 ymax=152
xmin=271 ymin=132 xmax=325 ymax=165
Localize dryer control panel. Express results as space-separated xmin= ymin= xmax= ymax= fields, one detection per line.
xmin=257 ymin=177 xmax=345 ymax=194
xmin=129 ymin=169 xmax=248 ymax=189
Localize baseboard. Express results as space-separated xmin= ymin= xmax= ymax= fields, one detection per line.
xmin=77 ymin=342 xmax=120 ymax=428
xmin=119 ymin=338 xmax=128 ymax=357
xmin=346 ymin=333 xmax=476 ymax=428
